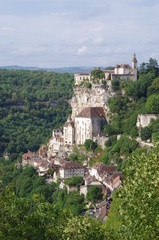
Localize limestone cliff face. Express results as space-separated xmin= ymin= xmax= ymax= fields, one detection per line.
xmin=71 ymin=82 xmax=115 ymax=120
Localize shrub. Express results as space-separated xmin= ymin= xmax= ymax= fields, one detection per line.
xmin=140 ymin=127 xmax=152 ymax=141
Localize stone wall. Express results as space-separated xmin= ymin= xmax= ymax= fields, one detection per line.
xmin=136 ymin=114 xmax=158 ymax=129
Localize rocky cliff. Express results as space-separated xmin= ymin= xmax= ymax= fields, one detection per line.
xmin=71 ymin=81 xmax=115 ymax=120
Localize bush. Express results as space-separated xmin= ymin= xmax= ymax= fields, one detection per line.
xmin=111 ymin=79 xmax=120 ymax=90
xmin=86 ymin=186 xmax=103 ymax=203
xmin=85 ymin=82 xmax=92 ymax=88
xmin=84 ymin=139 xmax=98 ymax=152
xmin=91 ymin=69 xmax=105 ymax=80
xmin=64 ymin=176 xmax=84 ymax=187
xmin=140 ymin=127 xmax=152 ymax=141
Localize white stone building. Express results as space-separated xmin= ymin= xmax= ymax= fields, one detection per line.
xmin=74 ymin=54 xmax=138 ymax=86
xmin=47 ymin=128 xmax=64 ymax=157
xmin=75 ymin=107 xmax=106 ymax=145
xmin=59 ymin=161 xmax=84 ymax=179
xmin=112 ymin=54 xmax=137 ymax=81
xmin=74 ymin=73 xmax=91 ymax=85
xmin=89 ymin=162 xmax=121 ymax=191
xmin=64 ymin=115 xmax=75 ymax=145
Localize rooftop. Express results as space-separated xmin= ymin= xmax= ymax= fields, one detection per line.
xmin=76 ymin=107 xmax=105 ymax=119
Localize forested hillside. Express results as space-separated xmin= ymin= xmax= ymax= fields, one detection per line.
xmin=0 ymin=60 xmax=159 ymax=240
xmin=0 ymin=70 xmax=73 ymax=156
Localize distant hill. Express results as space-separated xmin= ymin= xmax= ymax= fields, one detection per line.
xmin=0 ymin=65 xmax=104 ymax=73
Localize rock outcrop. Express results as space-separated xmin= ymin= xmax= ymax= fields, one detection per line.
xmin=71 ymin=82 xmax=115 ymax=120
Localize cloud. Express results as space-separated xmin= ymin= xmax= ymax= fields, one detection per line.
xmin=77 ymin=46 xmax=87 ymax=56
xmin=1 ymin=27 xmax=16 ymax=32
xmin=0 ymin=0 xmax=159 ymax=67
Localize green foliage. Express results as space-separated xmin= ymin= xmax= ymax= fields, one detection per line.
xmin=86 ymin=186 xmax=103 ymax=203
xmin=125 ymin=71 xmax=156 ymax=100
xmin=0 ymin=69 xmax=73 ymax=155
xmin=62 ymin=215 xmax=105 ymax=240
xmin=105 ymin=190 xmax=122 ymax=232
xmin=146 ymin=93 xmax=159 ymax=113
xmin=147 ymin=77 xmax=159 ymax=96
xmin=69 ymin=153 xmax=78 ymax=162
xmin=84 ymin=139 xmax=98 ymax=151
xmin=85 ymin=81 xmax=92 ymax=88
xmin=64 ymin=176 xmax=84 ymax=187
xmin=151 ymin=119 xmax=159 ymax=143
xmin=118 ymin=147 xmax=159 ymax=239
xmin=91 ymin=69 xmax=105 ymax=80
xmin=112 ymin=135 xmax=138 ymax=156
xmin=111 ymin=78 xmax=120 ymax=90
xmin=64 ymin=191 xmax=85 ymax=215
xmin=140 ymin=126 xmax=152 ymax=141
xmin=104 ymin=124 xmax=115 ymax=136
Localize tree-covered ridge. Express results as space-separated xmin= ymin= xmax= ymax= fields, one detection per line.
xmin=0 ymin=69 xmax=73 ymax=155
xmin=99 ymin=58 xmax=159 ymax=168
xmin=0 ymin=58 xmax=159 ymax=239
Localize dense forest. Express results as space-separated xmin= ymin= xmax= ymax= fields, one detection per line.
xmin=0 ymin=60 xmax=159 ymax=239
xmin=0 ymin=70 xmax=73 ymax=156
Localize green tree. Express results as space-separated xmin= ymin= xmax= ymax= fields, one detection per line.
xmin=118 ymin=147 xmax=159 ymax=239
xmin=140 ymin=126 xmax=152 ymax=141
xmin=86 ymin=186 xmax=103 ymax=203
xmin=91 ymin=69 xmax=105 ymax=80
xmin=146 ymin=94 xmax=159 ymax=113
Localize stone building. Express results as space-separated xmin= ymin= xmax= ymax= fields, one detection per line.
xmin=74 ymin=73 xmax=91 ymax=85
xmin=47 ymin=128 xmax=64 ymax=157
xmin=74 ymin=54 xmax=138 ymax=85
xmin=64 ymin=115 xmax=75 ymax=145
xmin=112 ymin=54 xmax=137 ymax=81
xmin=75 ymin=107 xmax=106 ymax=145
xmin=59 ymin=161 xmax=84 ymax=179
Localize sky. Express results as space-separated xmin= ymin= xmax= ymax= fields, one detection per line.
xmin=0 ymin=0 xmax=159 ymax=68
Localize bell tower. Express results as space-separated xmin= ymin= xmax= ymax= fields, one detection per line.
xmin=132 ymin=53 xmax=137 ymax=80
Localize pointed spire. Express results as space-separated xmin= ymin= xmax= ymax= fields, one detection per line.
xmin=132 ymin=53 xmax=137 ymax=62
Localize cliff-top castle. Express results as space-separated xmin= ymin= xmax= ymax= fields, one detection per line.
xmin=48 ymin=54 xmax=138 ymax=157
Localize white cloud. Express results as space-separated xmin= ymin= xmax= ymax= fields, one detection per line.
xmin=1 ymin=27 xmax=16 ymax=32
xmin=0 ymin=0 xmax=159 ymax=67
xmin=77 ymin=46 xmax=87 ymax=55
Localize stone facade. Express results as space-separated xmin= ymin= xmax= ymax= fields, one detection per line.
xmin=74 ymin=73 xmax=91 ymax=85
xmin=136 ymin=114 xmax=158 ymax=129
xmin=75 ymin=107 xmax=106 ymax=145
xmin=74 ymin=54 xmax=137 ymax=87
xmin=59 ymin=162 xmax=84 ymax=179
xmin=47 ymin=128 xmax=63 ymax=157
xmin=64 ymin=116 xmax=75 ymax=145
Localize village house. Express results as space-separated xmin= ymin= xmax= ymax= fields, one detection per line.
xmin=89 ymin=162 xmax=121 ymax=191
xmin=38 ymin=145 xmax=47 ymax=159
xmin=59 ymin=161 xmax=84 ymax=179
xmin=47 ymin=128 xmax=64 ymax=157
xmin=22 ymin=151 xmax=51 ymax=177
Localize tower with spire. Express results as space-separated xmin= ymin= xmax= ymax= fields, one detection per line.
xmin=132 ymin=53 xmax=137 ymax=80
